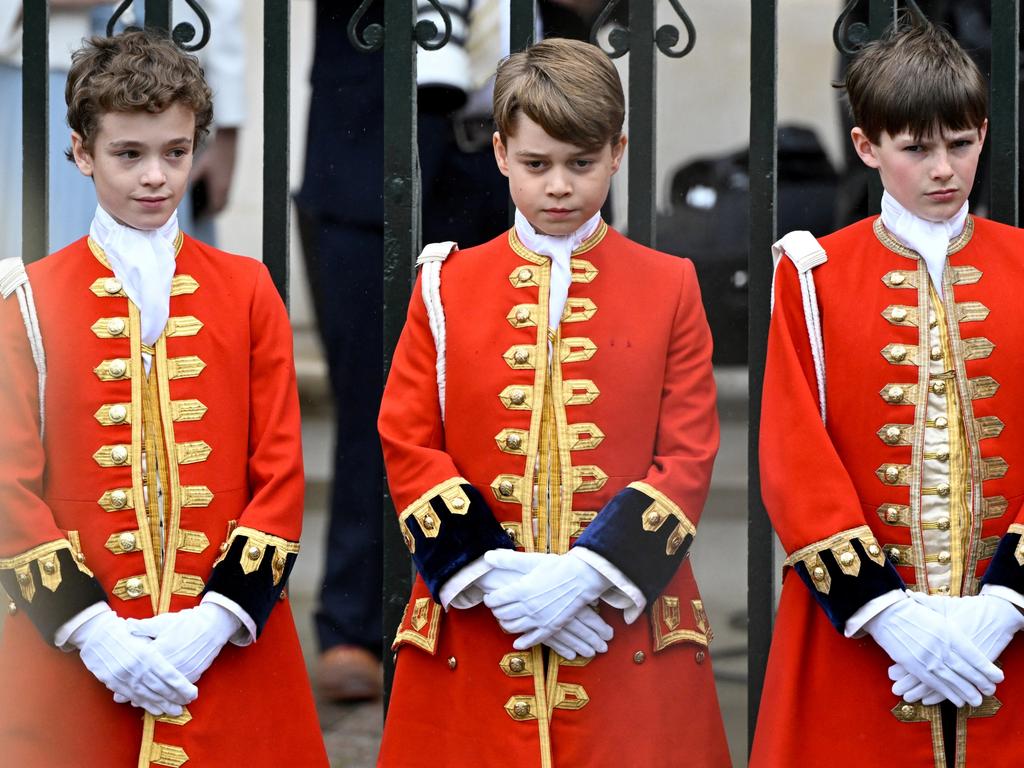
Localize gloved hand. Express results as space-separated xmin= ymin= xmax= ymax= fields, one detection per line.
xmin=864 ymin=593 xmax=1003 ymax=708
xmin=67 ymin=606 xmax=198 ymax=716
xmin=889 ymin=592 xmax=1024 ymax=705
xmin=473 ymin=551 xmax=557 ymax=595
xmin=125 ymin=601 xmax=243 ymax=684
xmin=483 ymin=548 xmax=613 ymax=651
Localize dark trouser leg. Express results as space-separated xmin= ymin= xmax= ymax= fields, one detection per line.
xmin=299 ymin=209 xmax=384 ymax=655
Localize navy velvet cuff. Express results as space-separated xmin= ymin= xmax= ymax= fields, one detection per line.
xmin=574 ymin=486 xmax=691 ymax=604
xmin=980 ymin=532 xmax=1024 ymax=593
xmin=203 ymin=537 xmax=297 ymax=637
xmin=406 ymin=483 xmax=515 ymax=602
xmin=0 ymin=547 xmax=108 ymax=645
xmin=794 ymin=537 xmax=904 ymax=633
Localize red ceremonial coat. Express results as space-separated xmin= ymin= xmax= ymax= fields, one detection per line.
xmin=377 ymin=223 xmax=730 ymax=768
xmin=752 ymin=216 xmax=1024 ymax=767
xmin=0 ymin=235 xmax=327 ymax=767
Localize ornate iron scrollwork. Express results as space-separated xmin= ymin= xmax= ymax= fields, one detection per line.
xmin=106 ymin=0 xmax=210 ymax=52
xmin=591 ymin=0 xmax=696 ymax=60
xmin=834 ymin=0 xmax=928 ymax=55
xmin=347 ymin=0 xmax=384 ymax=53
xmin=415 ymin=0 xmax=454 ymax=52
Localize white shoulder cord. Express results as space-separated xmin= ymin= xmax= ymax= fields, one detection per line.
xmin=415 ymin=241 xmax=458 ymax=424
xmin=0 ymin=257 xmax=46 ymax=438
xmin=770 ymin=232 xmax=828 ymax=423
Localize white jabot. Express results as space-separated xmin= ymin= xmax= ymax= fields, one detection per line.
xmin=880 ymin=191 xmax=968 ymax=297
xmin=514 ymin=209 xmax=601 ymax=329
xmin=90 ymin=205 xmax=178 ymax=351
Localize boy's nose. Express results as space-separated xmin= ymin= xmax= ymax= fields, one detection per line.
xmin=930 ymin=151 xmax=954 ymax=181
xmin=546 ymin=171 xmax=572 ymax=197
xmin=140 ymin=159 xmax=167 ymax=186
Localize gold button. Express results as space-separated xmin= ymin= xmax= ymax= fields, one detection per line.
xmin=937 ymin=550 xmax=951 ymax=565
xmin=119 ymin=532 xmax=137 ymax=552
xmin=937 ymin=517 xmax=950 ymax=531
xmin=7 ymin=601 xmax=16 ymax=615
xmin=901 ymin=704 xmax=915 ymax=717
xmin=931 ymin=381 xmax=946 ymax=396
xmin=515 ymin=309 xmax=530 ymax=324
xmin=422 ymin=514 xmax=436 ymax=530
xmin=934 ymin=416 xmax=948 ymax=429
xmin=890 ymin=272 xmax=906 ymax=286
xmin=935 ymin=447 xmax=949 ymax=462
xmin=518 ymin=268 xmax=533 ymax=282
xmin=883 ymin=426 xmax=902 ymax=445
xmin=886 ymin=507 xmax=901 ymax=523
xmin=42 ymin=561 xmax=56 ymax=574
xmin=451 ymin=496 xmax=466 ymax=510
xmin=891 ymin=307 xmax=908 ymax=322
xmin=886 ymin=386 xmax=905 ymax=403
xmin=125 ymin=577 xmax=144 ymax=597
xmin=513 ymin=702 xmax=530 ymax=718
xmin=669 ymin=533 xmax=683 ymax=550
xmin=884 ymin=466 xmax=900 ymax=483
xmin=104 ymin=277 xmax=122 ymax=295
xmin=930 ymin=345 xmax=942 ymax=361
xmin=935 ymin=585 xmax=951 ymax=595
xmin=107 ymin=317 xmax=126 ymax=336
xmin=839 ymin=551 xmax=855 ymax=567
xmin=695 ymin=650 xmax=706 ymax=664
xmin=509 ymin=389 xmax=526 ymax=406
xmin=633 ymin=651 xmax=646 ymax=664
xmin=247 ymin=545 xmax=261 ymax=560
xmin=505 ymin=433 xmax=522 ymax=450
xmin=513 ymin=349 xmax=529 ymax=365
xmin=646 ymin=510 xmax=662 ymax=526
xmin=110 ymin=445 xmax=129 ymax=465
xmin=890 ymin=345 xmax=908 ymax=362
xmin=868 ymin=544 xmax=881 ymax=557
xmin=498 ymin=481 xmax=514 ymax=497
xmin=17 ymin=572 xmax=29 ymax=584
xmin=937 ymin=483 xmax=950 ymax=497
xmin=108 ymin=359 xmax=127 ymax=378
xmin=219 ymin=542 xmax=229 ymax=553
xmin=448 ymin=656 xmax=457 ymax=670
xmin=75 ymin=552 xmax=86 ymax=564
xmin=110 ymin=489 xmax=128 ymax=508
xmin=109 ymin=404 xmax=128 ymax=423
xmin=509 ymin=656 xmax=526 ymax=673
xmin=503 ymin=525 xmax=518 ymax=544
xmin=888 ymin=547 xmax=901 ymax=563
xmin=811 ymin=566 xmax=826 ymax=582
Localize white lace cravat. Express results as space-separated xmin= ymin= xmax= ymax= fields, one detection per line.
xmin=880 ymin=191 xmax=968 ymax=298
xmin=514 ymin=209 xmax=600 ymax=330
xmin=89 ymin=205 xmax=178 ymax=350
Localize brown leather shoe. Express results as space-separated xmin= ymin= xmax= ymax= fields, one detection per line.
xmin=317 ymin=645 xmax=383 ymax=702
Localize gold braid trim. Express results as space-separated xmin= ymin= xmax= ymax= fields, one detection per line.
xmin=782 ymin=525 xmax=887 ymax=595
xmin=0 ymin=538 xmax=93 ymax=602
xmin=212 ymin=526 xmax=300 ymax=587
xmin=629 ymin=481 xmax=696 ymax=556
xmin=1008 ymin=523 xmax=1024 ymax=566
xmin=396 ymin=476 xmax=473 ymax=552
xmin=873 ymin=216 xmax=974 ymax=259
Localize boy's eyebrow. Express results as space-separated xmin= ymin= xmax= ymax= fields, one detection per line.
xmin=105 ymin=136 xmax=193 ymax=149
xmin=514 ymin=150 xmax=550 ymax=159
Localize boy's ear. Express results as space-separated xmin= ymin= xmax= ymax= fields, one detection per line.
xmin=70 ymin=132 xmax=94 ymax=177
xmin=977 ymin=118 xmax=989 ymax=147
xmin=610 ymin=134 xmax=627 ymax=173
xmin=492 ymin=131 xmax=511 ymax=178
xmin=850 ymin=126 xmax=880 ymax=170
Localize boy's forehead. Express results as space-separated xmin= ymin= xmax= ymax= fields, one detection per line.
xmin=507 ymin=113 xmax=597 ymax=155
xmin=882 ymin=123 xmax=983 ymax=142
xmin=93 ymin=104 xmax=197 ymax=141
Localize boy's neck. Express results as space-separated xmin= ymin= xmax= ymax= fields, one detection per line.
xmin=880 ymin=190 xmax=968 ymax=234
xmin=515 ymin=209 xmax=601 ymax=245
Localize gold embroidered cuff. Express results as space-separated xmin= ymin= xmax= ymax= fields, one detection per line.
xmin=214 ymin=526 xmax=301 ymax=586
xmin=396 ymin=476 xmax=473 ymax=548
xmin=630 ymin=481 xmax=697 ymax=556
xmin=0 ymin=539 xmax=90 ymax=601
xmin=783 ymin=525 xmax=887 ymax=594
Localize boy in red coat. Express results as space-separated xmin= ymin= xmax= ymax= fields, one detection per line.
xmin=378 ymin=38 xmax=730 ymax=767
xmin=0 ymin=30 xmax=326 ymax=767
xmin=754 ymin=20 xmax=1024 ymax=768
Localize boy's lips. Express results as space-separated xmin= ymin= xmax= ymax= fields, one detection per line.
xmin=926 ymin=189 xmax=957 ymax=201
xmin=135 ymin=196 xmax=169 ymax=209
xmin=543 ymin=208 xmax=574 ymax=217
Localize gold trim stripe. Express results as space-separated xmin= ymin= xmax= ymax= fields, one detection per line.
xmin=395 ymin=477 xmax=471 ymax=549
xmin=783 ymin=525 xmax=887 ymax=594
xmin=164 ymin=316 xmax=203 ymax=338
xmin=874 ymin=216 xmax=974 ymax=259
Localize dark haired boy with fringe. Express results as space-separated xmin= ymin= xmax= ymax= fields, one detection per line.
xmin=0 ymin=30 xmax=327 ymax=767
xmin=753 ymin=20 xmax=1024 ymax=767
xmin=376 ymin=37 xmax=730 ymax=767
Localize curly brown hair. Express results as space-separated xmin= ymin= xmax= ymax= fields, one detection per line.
xmin=65 ymin=29 xmax=213 ymax=160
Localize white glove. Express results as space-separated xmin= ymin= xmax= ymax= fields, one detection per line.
xmin=125 ymin=601 xmax=243 ymax=684
xmin=865 ymin=592 xmax=1003 ymax=708
xmin=483 ymin=548 xmax=614 ymax=651
xmin=68 ymin=606 xmax=198 ymax=716
xmin=889 ymin=592 xmax=1024 ymax=705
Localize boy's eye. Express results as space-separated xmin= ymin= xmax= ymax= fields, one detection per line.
xmin=902 ymin=145 xmax=923 ymax=153
xmin=168 ymin=148 xmax=188 ymax=158
xmin=572 ymin=159 xmax=594 ymax=169
xmin=117 ymin=150 xmax=140 ymax=160
xmin=525 ymin=160 xmax=546 ymax=169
